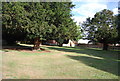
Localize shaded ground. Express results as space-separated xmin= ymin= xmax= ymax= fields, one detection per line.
xmin=48 ymin=46 xmax=119 ymax=76
xmin=1 ymin=45 xmax=119 ymax=79
xmin=2 ymin=44 xmax=49 ymax=52
xmin=2 ymin=44 xmax=33 ymax=51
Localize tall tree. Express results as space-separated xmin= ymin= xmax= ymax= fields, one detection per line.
xmin=2 ymin=2 xmax=80 ymax=49
xmin=117 ymin=14 xmax=120 ymax=43
xmin=23 ymin=2 xmax=53 ymax=49
xmin=82 ymin=9 xmax=118 ymax=50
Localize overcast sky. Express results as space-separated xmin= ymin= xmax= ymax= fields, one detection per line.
xmin=71 ymin=0 xmax=119 ymax=25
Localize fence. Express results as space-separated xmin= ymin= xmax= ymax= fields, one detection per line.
xmin=77 ymin=44 xmax=120 ymax=50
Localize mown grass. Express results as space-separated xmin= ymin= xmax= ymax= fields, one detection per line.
xmin=0 ymin=50 xmax=2 ymax=80
xmin=2 ymin=45 xmax=119 ymax=79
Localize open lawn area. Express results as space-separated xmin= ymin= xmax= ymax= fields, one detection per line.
xmin=1 ymin=45 xmax=119 ymax=79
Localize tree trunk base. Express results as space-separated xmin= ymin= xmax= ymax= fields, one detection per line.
xmin=33 ymin=37 xmax=41 ymax=50
xmin=103 ymin=43 xmax=108 ymax=50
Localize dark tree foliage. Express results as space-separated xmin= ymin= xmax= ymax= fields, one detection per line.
xmin=2 ymin=2 xmax=27 ymax=44
xmin=117 ymin=14 xmax=120 ymax=43
xmin=2 ymin=2 xmax=81 ymax=49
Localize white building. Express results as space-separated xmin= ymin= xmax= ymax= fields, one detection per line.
xmin=62 ymin=40 xmax=75 ymax=47
xmin=78 ymin=39 xmax=91 ymax=44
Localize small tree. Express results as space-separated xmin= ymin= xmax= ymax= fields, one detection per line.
xmin=82 ymin=9 xmax=118 ymax=50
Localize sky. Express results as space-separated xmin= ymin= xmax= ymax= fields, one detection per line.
xmin=71 ymin=0 xmax=119 ymax=25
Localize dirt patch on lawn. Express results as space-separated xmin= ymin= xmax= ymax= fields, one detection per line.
xmin=2 ymin=49 xmax=51 ymax=54
xmin=21 ymin=50 xmax=51 ymax=53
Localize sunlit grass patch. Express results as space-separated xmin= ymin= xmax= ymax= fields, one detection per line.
xmin=2 ymin=45 xmax=119 ymax=79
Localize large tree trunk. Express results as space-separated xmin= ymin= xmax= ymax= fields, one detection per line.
xmin=103 ymin=43 xmax=108 ymax=50
xmin=33 ymin=37 xmax=41 ymax=50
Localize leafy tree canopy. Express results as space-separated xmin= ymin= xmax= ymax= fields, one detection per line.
xmin=82 ymin=9 xmax=118 ymax=50
xmin=2 ymin=2 xmax=81 ymax=48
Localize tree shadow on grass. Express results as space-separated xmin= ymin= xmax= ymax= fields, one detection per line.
xmin=2 ymin=44 xmax=33 ymax=51
xmin=67 ymin=55 xmax=118 ymax=76
xmin=47 ymin=46 xmax=119 ymax=60
xmin=47 ymin=46 xmax=119 ymax=76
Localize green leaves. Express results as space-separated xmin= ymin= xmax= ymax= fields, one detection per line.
xmin=2 ymin=2 xmax=80 ymax=45
xmin=82 ymin=9 xmax=118 ymax=45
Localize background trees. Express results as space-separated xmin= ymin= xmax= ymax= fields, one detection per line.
xmin=117 ymin=14 xmax=120 ymax=44
xmin=82 ymin=9 xmax=118 ymax=50
xmin=2 ymin=2 xmax=80 ymax=49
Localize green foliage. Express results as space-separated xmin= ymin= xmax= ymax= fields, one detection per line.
xmin=2 ymin=2 xmax=28 ymax=44
xmin=2 ymin=2 xmax=80 ymax=45
xmin=116 ymin=14 xmax=120 ymax=43
xmin=82 ymin=9 xmax=118 ymax=50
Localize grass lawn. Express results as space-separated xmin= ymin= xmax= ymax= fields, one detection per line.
xmin=1 ymin=45 xmax=119 ymax=79
xmin=0 ymin=50 xmax=2 ymax=80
